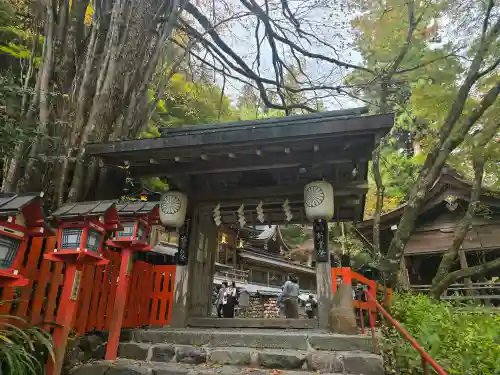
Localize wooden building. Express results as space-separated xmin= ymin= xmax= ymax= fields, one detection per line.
xmin=87 ymin=107 xmax=393 ymax=328
xmin=147 ymin=224 xmax=317 ymax=318
xmin=148 ymin=223 xmax=317 ymax=291
xmin=357 ymin=169 xmax=500 ymax=294
xmin=213 ymin=225 xmax=316 ymax=292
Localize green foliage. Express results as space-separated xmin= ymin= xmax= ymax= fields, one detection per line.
xmin=0 ymin=0 xmax=14 ymax=26
xmin=348 ymin=0 xmax=466 ymax=211
xmin=381 ymin=293 xmax=500 ymax=375
xmin=329 ymin=222 xmax=368 ymax=256
xmin=150 ymin=72 xmax=237 ymax=129
xmin=280 ymin=225 xmax=311 ymax=245
xmin=0 ymin=303 xmax=55 ymax=375
xmin=140 ymin=71 xmax=240 ymax=191
xmin=0 ymin=73 xmax=39 ymax=157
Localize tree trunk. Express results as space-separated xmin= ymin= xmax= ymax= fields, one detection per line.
xmin=431 ymin=257 xmax=500 ymax=297
xmin=381 ymin=81 xmax=500 ymax=285
xmin=17 ymin=1 xmax=57 ymax=192
xmin=430 ymin=158 xmax=484 ymax=292
xmin=371 ymin=143 xmax=384 ymax=261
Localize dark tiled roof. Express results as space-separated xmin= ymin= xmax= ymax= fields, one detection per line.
xmin=51 ymin=200 xmax=116 ymax=219
xmin=0 ymin=192 xmax=44 ymax=217
xmin=115 ymin=202 xmax=158 ymax=216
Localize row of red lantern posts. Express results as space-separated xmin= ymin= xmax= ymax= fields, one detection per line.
xmin=0 ymin=194 xmax=161 ymax=375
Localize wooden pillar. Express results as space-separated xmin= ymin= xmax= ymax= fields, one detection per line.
xmin=188 ymin=213 xmax=218 ymax=317
xmin=313 ymin=219 xmax=333 ymax=329
xmin=105 ymin=247 xmax=132 ymax=360
xmin=46 ymin=264 xmax=82 ymax=375
xmin=170 ymin=211 xmax=196 ymax=328
xmin=459 ymin=249 xmax=473 ymax=296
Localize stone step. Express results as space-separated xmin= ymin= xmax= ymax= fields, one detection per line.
xmin=116 ymin=343 xmax=383 ymax=375
xmin=123 ymin=328 xmax=372 ymax=352
xmin=187 ymin=317 xmax=319 ymax=329
xmin=72 ymin=359 xmax=346 ymax=375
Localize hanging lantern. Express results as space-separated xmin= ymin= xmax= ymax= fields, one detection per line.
xmin=159 ymin=191 xmax=188 ymax=228
xmin=0 ymin=192 xmax=52 ymax=287
xmin=44 ymin=201 xmax=121 ymax=265
xmin=304 ymin=180 xmax=334 ymax=221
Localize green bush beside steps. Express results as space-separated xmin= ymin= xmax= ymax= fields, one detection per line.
xmin=380 ymin=293 xmax=500 ymax=375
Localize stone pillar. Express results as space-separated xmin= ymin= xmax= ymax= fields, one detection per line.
xmin=170 ymin=209 xmax=197 ymax=328
xmin=313 ymin=219 xmax=333 ymax=328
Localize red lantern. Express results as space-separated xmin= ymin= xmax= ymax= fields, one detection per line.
xmin=0 ymin=192 xmax=52 ymax=287
xmin=104 ymin=201 xmax=160 ymax=360
xmin=106 ymin=202 xmax=159 ymax=250
xmin=44 ymin=201 xmax=121 ymax=265
xmin=44 ymin=201 xmax=121 ymax=375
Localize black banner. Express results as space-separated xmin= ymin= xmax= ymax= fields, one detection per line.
xmin=313 ymin=219 xmax=329 ymax=263
xmin=177 ymin=217 xmax=191 ymax=265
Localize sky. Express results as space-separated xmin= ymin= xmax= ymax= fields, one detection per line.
xmin=195 ymin=0 xmax=366 ymax=110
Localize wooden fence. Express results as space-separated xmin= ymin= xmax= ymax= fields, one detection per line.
xmin=0 ymin=236 xmax=176 ymax=334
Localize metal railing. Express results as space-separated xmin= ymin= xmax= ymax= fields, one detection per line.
xmin=333 ymin=267 xmax=448 ymax=375
xmin=365 ymin=292 xmax=448 ymax=375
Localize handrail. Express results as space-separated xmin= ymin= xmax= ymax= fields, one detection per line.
xmin=365 ymin=292 xmax=448 ymax=375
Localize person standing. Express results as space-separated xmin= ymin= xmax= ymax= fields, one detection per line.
xmin=216 ymin=281 xmax=228 ymax=318
xmin=282 ymin=276 xmax=299 ymax=318
xmin=222 ymin=281 xmax=238 ymax=318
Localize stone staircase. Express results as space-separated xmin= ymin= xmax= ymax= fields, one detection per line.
xmin=71 ymin=328 xmax=383 ymax=375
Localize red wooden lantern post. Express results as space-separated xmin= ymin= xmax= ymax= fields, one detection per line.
xmin=44 ymin=201 xmax=121 ymax=375
xmin=0 ymin=192 xmax=51 ymax=287
xmin=104 ymin=202 xmax=160 ymax=360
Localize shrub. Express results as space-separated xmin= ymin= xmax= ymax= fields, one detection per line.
xmin=380 ymin=293 xmax=500 ymax=375
xmin=0 ymin=303 xmax=55 ymax=375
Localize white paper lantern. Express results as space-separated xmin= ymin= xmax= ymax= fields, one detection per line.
xmin=159 ymin=191 xmax=188 ymax=228
xmin=304 ymin=180 xmax=334 ymax=221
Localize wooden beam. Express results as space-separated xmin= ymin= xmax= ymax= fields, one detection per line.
xmin=195 ymin=182 xmax=369 ymax=202
xmin=129 ymin=148 xmax=370 ymax=177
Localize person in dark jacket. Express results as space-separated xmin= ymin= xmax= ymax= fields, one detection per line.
xmin=304 ymin=295 xmax=317 ymax=319
xmin=222 ymin=281 xmax=238 ymax=318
